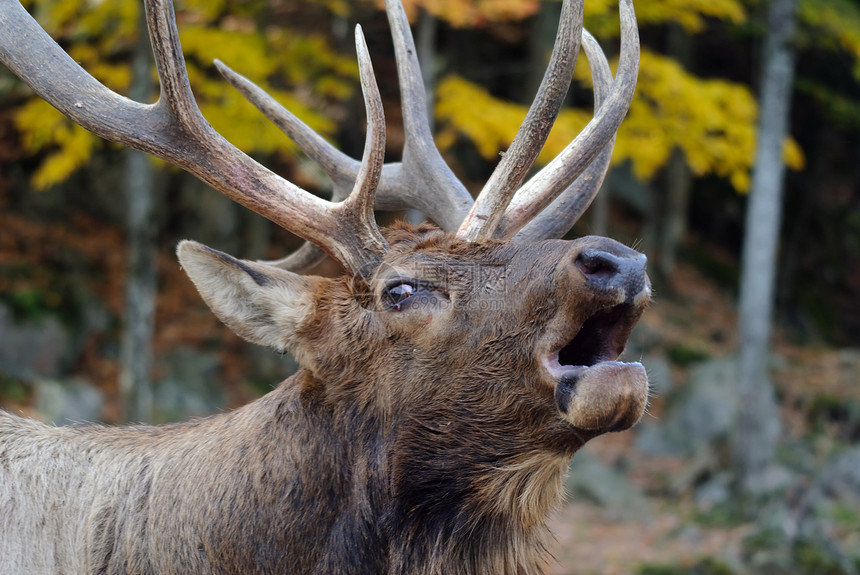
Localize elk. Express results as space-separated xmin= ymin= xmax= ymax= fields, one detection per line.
xmin=0 ymin=0 xmax=648 ymax=573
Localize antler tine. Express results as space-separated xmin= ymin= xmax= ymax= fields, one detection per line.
xmin=212 ymin=61 xmax=352 ymax=272
xmin=497 ymin=0 xmax=639 ymax=241
xmin=213 ymin=62 xmax=439 ymax=273
xmin=340 ymin=25 xmax=388 ymax=263
xmin=260 ymin=25 xmax=389 ymax=276
xmin=508 ymin=30 xmax=614 ymax=242
xmin=456 ymin=0 xmax=585 ymax=242
xmin=214 ymin=59 xmax=361 ymax=204
xmin=216 ymin=0 xmax=473 ymax=234
xmin=0 ymin=0 xmax=388 ymax=277
xmin=382 ymin=0 xmax=473 ymax=231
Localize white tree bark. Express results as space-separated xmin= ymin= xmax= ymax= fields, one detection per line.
xmin=732 ymin=0 xmax=799 ymax=494
xmin=119 ymin=10 xmax=157 ymax=423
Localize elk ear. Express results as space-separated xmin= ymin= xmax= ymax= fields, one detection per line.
xmin=177 ymin=240 xmax=314 ymax=353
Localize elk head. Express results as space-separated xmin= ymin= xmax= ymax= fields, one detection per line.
xmin=0 ymin=0 xmax=646 ymax=502
xmin=179 ymin=222 xmax=649 ymax=442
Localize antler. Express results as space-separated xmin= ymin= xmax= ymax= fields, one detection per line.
xmin=455 ymin=0 xmax=585 ymax=241
xmin=497 ymin=2 xmax=639 ymax=241
xmin=1 ymin=0 xmax=639 ymax=273
xmin=215 ymin=0 xmax=475 ymax=235
xmin=0 ymin=0 xmax=387 ymax=277
xmin=217 ymin=0 xmax=638 ymax=249
xmin=511 ymin=30 xmax=615 ymax=242
xmin=461 ymin=0 xmax=639 ymax=241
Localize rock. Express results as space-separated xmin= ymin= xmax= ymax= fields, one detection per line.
xmin=695 ymin=471 xmax=732 ymax=509
xmin=636 ymin=357 xmax=738 ymax=458
xmin=0 ymin=304 xmax=70 ymax=380
xmin=154 ymin=347 xmax=226 ymax=423
xmin=738 ymin=464 xmax=796 ymax=498
xmin=565 ymin=448 xmax=650 ymax=521
xmin=34 ymin=378 xmax=104 ymax=424
xmin=818 ymin=446 xmax=860 ymax=502
xmin=643 ymin=354 xmax=673 ymax=397
xmin=635 ymin=422 xmax=694 ymax=458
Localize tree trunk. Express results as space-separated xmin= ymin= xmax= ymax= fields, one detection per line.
xmin=659 ymin=148 xmax=691 ymax=281
xmin=119 ymin=11 xmax=157 ymax=423
xmin=658 ymin=25 xmax=692 ymax=281
xmin=527 ymin=2 xmax=562 ymax=101
xmin=732 ymin=0 xmax=799 ymax=494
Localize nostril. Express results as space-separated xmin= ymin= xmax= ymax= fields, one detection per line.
xmin=575 ymin=249 xmax=621 ymax=280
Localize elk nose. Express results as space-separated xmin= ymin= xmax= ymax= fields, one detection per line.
xmin=575 ymin=248 xmax=649 ymax=303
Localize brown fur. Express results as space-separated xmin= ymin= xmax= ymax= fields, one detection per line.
xmin=0 ymin=225 xmax=650 ymax=574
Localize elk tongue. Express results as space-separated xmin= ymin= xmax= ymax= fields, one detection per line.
xmin=554 ymin=362 xmax=648 ymax=432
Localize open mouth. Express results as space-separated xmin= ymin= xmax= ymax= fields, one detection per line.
xmin=545 ymin=303 xmax=640 ymax=377
xmin=543 ymin=302 xmax=648 ymax=433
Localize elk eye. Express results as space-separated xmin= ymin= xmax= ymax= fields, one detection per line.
xmin=383 ymin=282 xmax=416 ymax=311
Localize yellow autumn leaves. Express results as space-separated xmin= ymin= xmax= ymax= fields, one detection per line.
xmin=12 ymin=0 xmax=353 ymax=190
xmin=435 ymin=76 xmax=592 ymax=165
xmin=435 ymin=48 xmax=804 ymax=194
xmin=396 ymin=0 xmax=540 ymax=27
xmin=14 ymin=0 xmax=860 ymax=194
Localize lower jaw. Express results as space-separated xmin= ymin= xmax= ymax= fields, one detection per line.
xmin=551 ymin=361 xmax=648 ymax=433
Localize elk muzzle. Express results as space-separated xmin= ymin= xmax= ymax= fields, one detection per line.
xmin=554 ymin=362 xmax=648 ymax=432
xmin=544 ymin=239 xmax=650 ymax=434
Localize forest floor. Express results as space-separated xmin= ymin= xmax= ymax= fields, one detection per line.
xmin=548 ymin=498 xmax=750 ymax=575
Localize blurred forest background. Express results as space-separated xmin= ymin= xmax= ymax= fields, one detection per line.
xmin=1 ymin=0 xmax=860 ymax=573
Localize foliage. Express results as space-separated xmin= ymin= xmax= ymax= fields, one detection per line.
xmin=0 ymin=375 xmax=30 ymax=406
xmin=435 ymin=75 xmax=592 ymax=164
xmin=429 ymin=0 xmax=860 ymax=197
xmin=395 ymin=0 xmax=540 ymax=28
xmin=796 ymin=77 xmax=860 ymax=130
xmin=11 ymin=0 xmax=355 ymax=190
xmin=618 ymin=50 xmax=757 ymax=191
xmin=666 ymin=342 xmax=712 ymax=366
xmin=583 ymin=0 xmax=746 ymax=36
xmin=435 ymin=48 xmax=803 ymax=193
xmin=798 ymin=0 xmax=860 ymax=80
xmin=637 ymin=558 xmax=735 ymax=575
xmin=397 ymin=0 xmax=747 ymax=31
xmin=15 ymin=0 xmax=860 ymax=196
